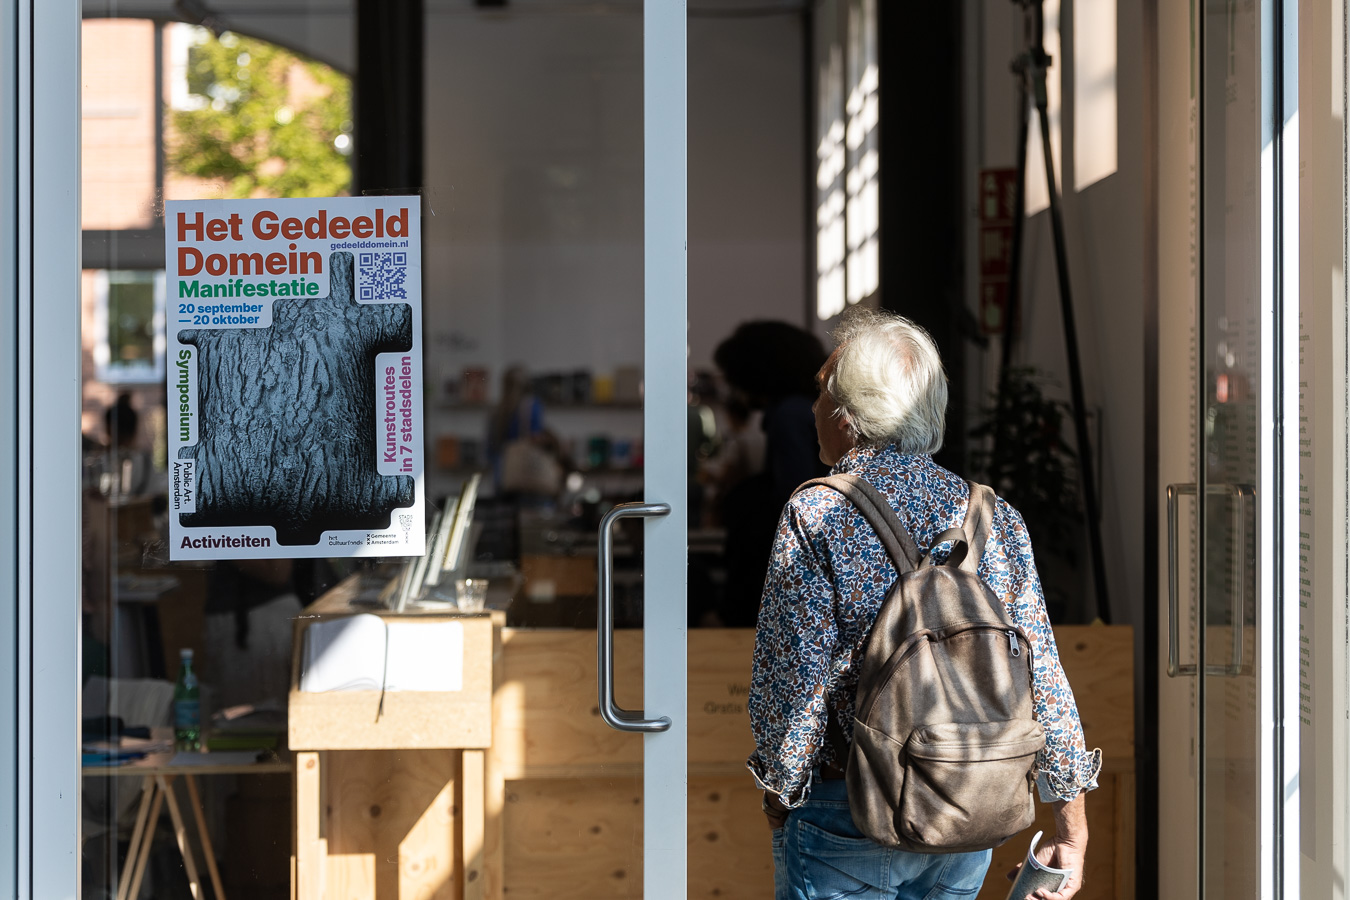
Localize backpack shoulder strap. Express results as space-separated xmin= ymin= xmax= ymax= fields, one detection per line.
xmin=956 ymin=481 xmax=998 ymax=573
xmin=795 ymin=474 xmax=921 ymax=575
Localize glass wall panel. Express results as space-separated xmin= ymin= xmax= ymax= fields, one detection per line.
xmin=77 ymin=5 xmax=659 ymax=897
xmin=1199 ymin=0 xmax=1262 ymax=895
xmin=78 ymin=3 xmax=808 ymax=898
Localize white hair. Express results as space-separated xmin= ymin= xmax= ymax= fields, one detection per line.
xmin=824 ymin=309 xmax=948 ymax=454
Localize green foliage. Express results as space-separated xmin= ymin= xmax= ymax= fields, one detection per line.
xmin=169 ymin=31 xmax=351 ymax=199
xmin=969 ymin=368 xmax=1081 ymax=559
xmin=107 ymin=277 xmax=156 ymax=365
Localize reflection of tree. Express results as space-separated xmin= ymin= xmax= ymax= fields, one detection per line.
xmin=169 ymin=31 xmax=351 ymax=199
xmin=109 ymin=278 xmax=155 ymax=363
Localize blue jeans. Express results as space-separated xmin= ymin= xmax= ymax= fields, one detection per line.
xmin=770 ymin=778 xmax=992 ymax=900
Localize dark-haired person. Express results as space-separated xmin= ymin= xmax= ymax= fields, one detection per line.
xmin=713 ymin=321 xmax=830 ymax=625
xmin=103 ymin=393 xmax=153 ymax=496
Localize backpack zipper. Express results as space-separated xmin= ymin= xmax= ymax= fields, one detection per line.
xmin=858 ymin=624 xmax=1031 ymax=724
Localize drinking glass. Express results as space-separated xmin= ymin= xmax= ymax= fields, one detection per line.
xmin=455 ymin=578 xmax=487 ymax=612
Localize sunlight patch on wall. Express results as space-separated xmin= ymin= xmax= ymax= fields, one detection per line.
xmin=843 ymin=0 xmax=879 ymax=307
xmin=816 ymin=0 xmax=878 ymax=320
xmin=1073 ymin=0 xmax=1117 ymax=191
xmin=816 ymin=33 xmax=847 ymax=321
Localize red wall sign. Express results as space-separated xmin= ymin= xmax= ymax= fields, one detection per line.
xmin=978 ymin=168 xmax=1018 ymax=335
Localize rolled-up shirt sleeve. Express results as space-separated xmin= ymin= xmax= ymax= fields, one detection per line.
xmin=746 ymin=498 xmax=838 ymax=809
xmin=980 ymin=499 xmax=1103 ymax=803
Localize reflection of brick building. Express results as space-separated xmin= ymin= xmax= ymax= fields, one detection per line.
xmin=81 ymin=19 xmax=160 ymax=442
xmin=80 ymin=20 xmax=341 ymax=449
xmin=83 ymin=20 xmax=157 ymax=231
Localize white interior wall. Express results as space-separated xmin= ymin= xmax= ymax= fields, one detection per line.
xmin=422 ymin=6 xmax=805 ymax=407
xmin=418 ymin=6 xmax=805 ymax=497
xmin=689 ymin=15 xmax=808 ymax=369
xmin=422 ymin=12 xmax=645 ymax=398
xmin=966 ymin=0 xmax=1146 ymax=629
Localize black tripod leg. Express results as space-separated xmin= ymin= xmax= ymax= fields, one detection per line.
xmin=1001 ymin=73 xmax=1032 ymax=374
xmin=1035 ymin=91 xmax=1113 ymax=625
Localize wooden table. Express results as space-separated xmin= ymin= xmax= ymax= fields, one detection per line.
xmin=289 ymin=579 xmax=501 ymax=900
xmin=86 ymin=750 xmax=291 ymax=900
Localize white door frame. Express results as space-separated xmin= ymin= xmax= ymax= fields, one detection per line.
xmin=642 ymin=0 xmax=689 ymax=897
xmin=0 ymin=0 xmax=21 ymax=895
xmin=9 ymin=0 xmax=83 ymax=898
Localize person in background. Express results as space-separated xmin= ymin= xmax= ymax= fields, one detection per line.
xmin=488 ymin=367 xmax=542 ymax=476
xmin=688 ymin=371 xmax=720 ymax=528
xmin=749 ymin=309 xmax=1096 ymax=900
xmin=103 ymin=392 xmax=153 ymax=497
xmin=488 ymin=366 xmax=566 ymax=497
xmin=701 ymin=395 xmax=766 ymax=522
xmin=713 ymin=321 xmax=829 ymax=626
xmin=203 ymin=557 xmax=348 ymax=711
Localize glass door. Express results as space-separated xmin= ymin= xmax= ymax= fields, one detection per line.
xmin=70 ymin=2 xmax=694 ymax=898
xmin=1166 ymin=0 xmax=1300 ymax=894
xmin=1196 ymin=0 xmax=1262 ymax=887
xmin=36 ymin=0 xmax=816 ymax=894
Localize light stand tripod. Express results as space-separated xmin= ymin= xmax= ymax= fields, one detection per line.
xmin=1001 ymin=0 xmax=1111 ymax=624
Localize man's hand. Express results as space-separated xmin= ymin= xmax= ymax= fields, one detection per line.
xmin=1006 ymin=792 xmax=1088 ymax=900
xmin=763 ymin=791 xmax=789 ymax=831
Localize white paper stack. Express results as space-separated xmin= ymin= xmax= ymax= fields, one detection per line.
xmin=300 ymin=614 xmax=387 ymax=692
xmin=300 ymin=613 xmax=464 ymax=694
xmin=384 ymin=622 xmax=463 ymax=692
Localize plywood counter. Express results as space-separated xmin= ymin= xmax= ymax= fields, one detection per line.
xmin=293 ymin=616 xmax=1134 ymax=900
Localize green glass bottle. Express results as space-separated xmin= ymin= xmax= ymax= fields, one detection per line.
xmin=173 ymin=648 xmax=201 ymax=752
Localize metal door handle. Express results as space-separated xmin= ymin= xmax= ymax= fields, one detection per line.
xmin=597 ymin=502 xmax=673 ymax=733
xmin=1166 ymin=483 xmax=1196 ymax=677
xmin=1166 ymin=482 xmax=1255 ymax=677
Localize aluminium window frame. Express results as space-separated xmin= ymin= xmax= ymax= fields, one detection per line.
xmin=4 ymin=0 xmax=81 ymax=897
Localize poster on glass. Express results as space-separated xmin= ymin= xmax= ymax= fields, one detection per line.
xmin=164 ymin=195 xmax=424 ymax=559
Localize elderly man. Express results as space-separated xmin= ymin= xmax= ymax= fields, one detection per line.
xmin=747 ymin=310 xmax=1099 ymax=900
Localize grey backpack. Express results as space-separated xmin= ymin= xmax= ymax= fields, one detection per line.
xmin=801 ymin=474 xmax=1044 ymax=853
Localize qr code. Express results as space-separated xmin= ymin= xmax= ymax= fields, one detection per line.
xmin=358 ymin=252 xmax=409 ymax=301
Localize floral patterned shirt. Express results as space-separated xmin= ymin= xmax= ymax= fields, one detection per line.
xmin=746 ymin=444 xmax=1102 ymax=807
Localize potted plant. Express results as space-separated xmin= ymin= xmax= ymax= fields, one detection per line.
xmin=968 ymin=368 xmax=1084 ymax=621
